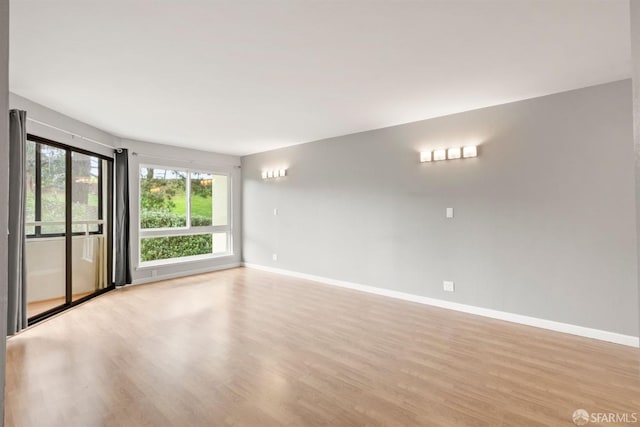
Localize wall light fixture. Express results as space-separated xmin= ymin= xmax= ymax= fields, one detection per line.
xmin=420 ymin=145 xmax=478 ymax=163
xmin=262 ymin=168 xmax=288 ymax=180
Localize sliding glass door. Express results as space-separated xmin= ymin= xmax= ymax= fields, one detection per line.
xmin=25 ymin=135 xmax=113 ymax=322
xmin=25 ymin=142 xmax=67 ymax=318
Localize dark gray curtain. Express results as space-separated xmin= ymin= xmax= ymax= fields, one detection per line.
xmin=114 ymin=149 xmax=132 ymax=286
xmin=8 ymin=110 xmax=27 ymax=334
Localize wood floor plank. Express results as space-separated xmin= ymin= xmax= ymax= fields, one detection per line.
xmin=27 ymin=291 xmax=94 ymax=318
xmin=5 ymin=267 xmax=640 ymax=426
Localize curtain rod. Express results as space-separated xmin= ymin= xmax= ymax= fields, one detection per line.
xmin=131 ymin=151 xmax=241 ymax=168
xmin=26 ymin=117 xmax=117 ymax=151
xmin=131 ymin=151 xmax=195 ymax=162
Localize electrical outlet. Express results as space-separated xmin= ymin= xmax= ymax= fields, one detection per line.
xmin=272 ymin=253 xmax=278 ymax=261
xmin=446 ymin=207 xmax=454 ymax=218
xmin=443 ymin=281 xmax=455 ymax=292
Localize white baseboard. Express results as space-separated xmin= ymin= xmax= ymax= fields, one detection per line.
xmin=132 ymin=262 xmax=241 ymax=285
xmin=243 ymin=262 xmax=639 ymax=348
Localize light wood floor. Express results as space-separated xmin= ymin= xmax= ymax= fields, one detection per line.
xmin=27 ymin=291 xmax=94 ymax=318
xmin=5 ymin=267 xmax=640 ymax=426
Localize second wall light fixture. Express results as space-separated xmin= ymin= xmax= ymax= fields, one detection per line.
xmin=420 ymin=146 xmax=477 ymax=162
xmin=262 ymin=169 xmax=287 ymax=179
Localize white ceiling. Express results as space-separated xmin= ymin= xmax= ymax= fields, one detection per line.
xmin=10 ymin=0 xmax=631 ymax=156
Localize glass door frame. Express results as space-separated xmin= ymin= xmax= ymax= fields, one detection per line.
xmin=27 ymin=134 xmax=115 ymax=325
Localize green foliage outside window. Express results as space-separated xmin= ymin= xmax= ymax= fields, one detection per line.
xmin=141 ymin=234 xmax=213 ymax=262
xmin=140 ymin=168 xmax=216 ymax=261
xmin=140 ymin=212 xmax=211 ymax=228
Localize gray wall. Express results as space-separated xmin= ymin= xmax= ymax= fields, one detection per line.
xmin=0 ymin=0 xmax=9 ymax=422
xmin=10 ymin=93 xmax=118 ymax=158
xmin=242 ymin=80 xmax=639 ymax=337
xmin=631 ymin=0 xmax=640 ymax=341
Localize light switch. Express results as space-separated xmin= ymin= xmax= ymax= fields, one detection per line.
xmin=446 ymin=207 xmax=454 ymax=218
xmin=273 ymin=208 xmax=278 ymax=216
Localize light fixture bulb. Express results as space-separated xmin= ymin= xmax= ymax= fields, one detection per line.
xmin=463 ymin=146 xmax=478 ymax=158
xmin=420 ymin=151 xmax=432 ymax=162
xmin=433 ymin=149 xmax=447 ymax=161
xmin=447 ymin=147 xmax=461 ymax=160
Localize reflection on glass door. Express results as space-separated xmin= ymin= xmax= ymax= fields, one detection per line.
xmin=25 ymin=142 xmax=67 ymax=317
xmin=25 ymin=135 xmax=113 ymax=321
xmin=71 ymin=153 xmax=111 ymax=301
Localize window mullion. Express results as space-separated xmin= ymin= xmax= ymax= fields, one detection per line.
xmin=35 ymin=143 xmax=42 ymax=237
xmin=186 ymin=170 xmax=191 ymax=229
xmin=97 ymin=159 xmax=103 ymax=234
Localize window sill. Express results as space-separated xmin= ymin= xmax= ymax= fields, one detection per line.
xmin=136 ymin=252 xmax=234 ymax=270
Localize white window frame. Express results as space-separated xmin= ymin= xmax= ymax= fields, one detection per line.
xmin=138 ymin=163 xmax=233 ymax=266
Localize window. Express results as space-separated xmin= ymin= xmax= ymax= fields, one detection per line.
xmin=139 ymin=165 xmax=231 ymax=264
xmin=72 ymin=152 xmax=102 ymax=233
xmin=26 ymin=138 xmax=105 ymax=238
xmin=39 ymin=144 xmax=67 ymax=235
